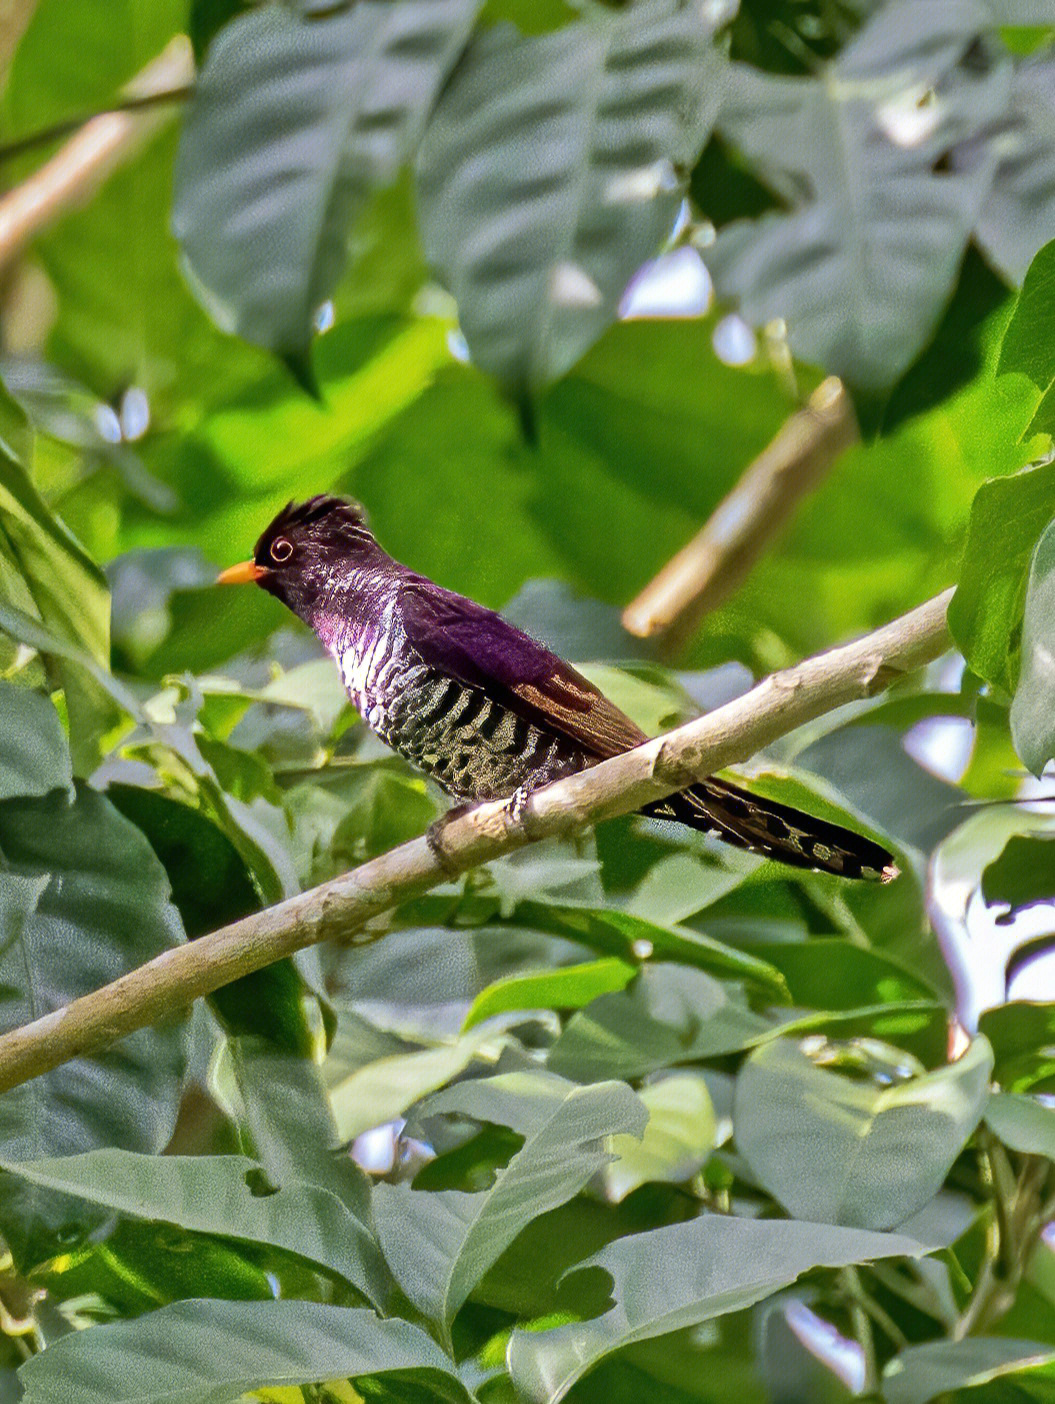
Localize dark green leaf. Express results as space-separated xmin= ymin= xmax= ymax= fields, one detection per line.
xmin=106 ymin=785 xmax=326 ymax=1056
xmin=982 ymin=832 xmax=1055 ymax=917
xmin=174 ymin=0 xmax=480 ymax=357
xmin=1011 ymin=515 xmax=1055 ymax=772
xmin=18 ymin=1300 xmax=476 ymax=1404
xmin=710 ymin=5 xmax=1011 ymax=390
xmin=0 ymin=681 xmax=71 ymax=801
xmin=417 ymin=1 xmax=726 ymax=389
xmin=733 ymin=1036 xmax=993 ymax=1229
xmin=979 ymin=1001 xmax=1055 ymax=1092
xmin=0 ymin=784 xmax=189 ymax=1269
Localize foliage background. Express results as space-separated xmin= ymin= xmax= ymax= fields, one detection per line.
xmin=0 ymin=0 xmax=1054 ymax=1401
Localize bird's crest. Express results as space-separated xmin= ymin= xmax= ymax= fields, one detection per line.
xmin=254 ymin=495 xmax=370 ymax=561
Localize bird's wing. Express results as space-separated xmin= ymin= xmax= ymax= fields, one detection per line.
xmin=399 ymin=579 xmax=646 ymax=758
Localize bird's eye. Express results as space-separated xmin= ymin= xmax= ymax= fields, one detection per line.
xmin=270 ymin=537 xmax=293 ymax=563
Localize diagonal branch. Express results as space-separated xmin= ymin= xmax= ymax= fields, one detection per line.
xmin=0 ymin=588 xmax=953 ymax=1095
xmin=622 ymin=376 xmax=858 ymax=654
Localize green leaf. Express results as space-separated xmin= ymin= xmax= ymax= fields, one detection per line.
xmin=0 ymin=681 xmax=71 ymax=801
xmin=174 ymin=0 xmax=481 ymax=358
xmin=507 ymin=1215 xmax=936 ymax=1404
xmin=882 ymin=1337 xmax=1055 ymax=1404
xmin=599 ymin=1071 xmax=717 ymax=1204
xmin=971 ymin=65 xmax=1055 ymax=290
xmin=979 ymin=1001 xmax=1055 ymax=1092
xmin=998 ymin=237 xmax=1055 ymax=434
xmin=375 ymin=1073 xmax=646 ymax=1333
xmin=325 ymin=1020 xmax=510 ymax=1142
xmin=17 ymin=1300 xmax=476 ymax=1404
xmin=733 ymin=1036 xmax=994 ymax=1230
xmin=983 ymin=832 xmax=1055 ymax=917
xmin=0 ymin=1149 xmax=388 ymax=1308
xmin=0 ymin=784 xmax=190 ymax=1269
xmin=547 ymin=963 xmax=773 ymax=1082
xmin=463 ymin=958 xmax=636 ymax=1030
xmin=0 ymin=418 xmax=119 ymax=772
xmin=480 ymin=899 xmax=789 ymax=1000
xmin=709 ymin=4 xmax=1012 ymax=390
xmin=949 ymin=461 xmax=1055 ymax=693
xmin=1012 ymin=515 xmax=1055 ymax=772
xmin=417 ymin=0 xmax=725 ymax=389
xmin=4 ymin=0 xmax=185 ymax=134
xmin=222 ymin=1039 xmax=368 ymax=1215
xmin=106 ymin=785 xmax=326 ymax=1057
xmin=985 ymin=1090 xmax=1055 ymax=1159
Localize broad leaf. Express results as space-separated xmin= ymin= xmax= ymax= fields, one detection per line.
xmin=417 ymin=0 xmax=727 ymax=389
xmin=979 ymin=1001 xmax=1055 ymax=1093
xmin=0 ymin=784 xmax=189 ymax=1268
xmin=1011 ymin=515 xmax=1055 ymax=772
xmin=106 ymin=785 xmax=326 ymax=1057
xmin=710 ymin=3 xmax=1011 ymax=390
xmin=18 ymin=1300 xmax=476 ymax=1404
xmin=998 ymin=236 xmax=1055 ymax=435
xmin=883 ymin=1337 xmax=1055 ymax=1404
xmin=0 ymin=681 xmax=71 ymax=801
xmin=0 ymin=415 xmax=118 ymax=772
xmin=463 ymin=958 xmax=636 ymax=1030
xmin=963 ymin=61 xmax=1055 ymax=289
xmin=949 ymin=461 xmax=1055 ymax=694
xmin=375 ymin=1073 xmax=645 ymax=1332
xmin=174 ymin=0 xmax=481 ymax=359
xmin=982 ymin=832 xmax=1055 ymax=918
xmin=508 ymin=1215 xmax=935 ymax=1404
xmin=599 ymin=1071 xmax=717 ymax=1203
xmin=734 ymin=1036 xmax=993 ymax=1229
xmin=0 ymin=1150 xmax=387 ymax=1308
xmin=984 ymin=1090 xmax=1055 ymax=1160
xmin=547 ymin=963 xmax=773 ymax=1081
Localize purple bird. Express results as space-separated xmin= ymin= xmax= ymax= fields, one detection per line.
xmin=219 ymin=496 xmax=896 ymax=881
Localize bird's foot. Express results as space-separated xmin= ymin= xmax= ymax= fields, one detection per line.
xmin=505 ymin=785 xmax=531 ymax=828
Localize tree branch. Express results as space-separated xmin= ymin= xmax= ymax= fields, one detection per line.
xmin=622 ymin=377 xmax=858 ymax=654
xmin=0 ymin=36 xmax=193 ymax=271
xmin=0 ymin=588 xmax=953 ymax=1095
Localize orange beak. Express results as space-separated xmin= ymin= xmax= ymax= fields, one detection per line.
xmin=216 ymin=560 xmax=269 ymax=585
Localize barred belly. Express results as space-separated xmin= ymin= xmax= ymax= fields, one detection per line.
xmin=338 ymin=633 xmax=585 ymax=801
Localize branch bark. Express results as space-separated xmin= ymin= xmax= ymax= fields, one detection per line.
xmin=622 ymin=376 xmax=858 ymax=654
xmin=0 ymin=588 xmax=953 ymax=1095
xmin=0 ymin=36 xmax=193 ymax=271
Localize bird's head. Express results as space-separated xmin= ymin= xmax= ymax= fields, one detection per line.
xmin=217 ymin=496 xmax=383 ymax=632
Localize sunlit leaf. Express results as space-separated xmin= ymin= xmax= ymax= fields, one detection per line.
xmin=1011 ymin=515 xmax=1055 ymax=772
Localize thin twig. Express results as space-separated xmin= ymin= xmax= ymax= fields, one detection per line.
xmin=0 ymin=36 xmax=194 ymax=271
xmin=0 ymin=588 xmax=953 ymax=1096
xmin=622 ymin=376 xmax=858 ymax=654
xmin=0 ymin=87 xmax=194 ymax=166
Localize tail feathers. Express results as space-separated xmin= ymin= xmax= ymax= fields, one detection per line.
xmin=641 ymin=778 xmax=898 ymax=882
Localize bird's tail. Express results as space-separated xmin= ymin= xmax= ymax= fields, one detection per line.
xmin=641 ymin=777 xmax=897 ymax=882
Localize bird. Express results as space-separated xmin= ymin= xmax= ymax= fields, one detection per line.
xmin=218 ymin=496 xmax=897 ymax=881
